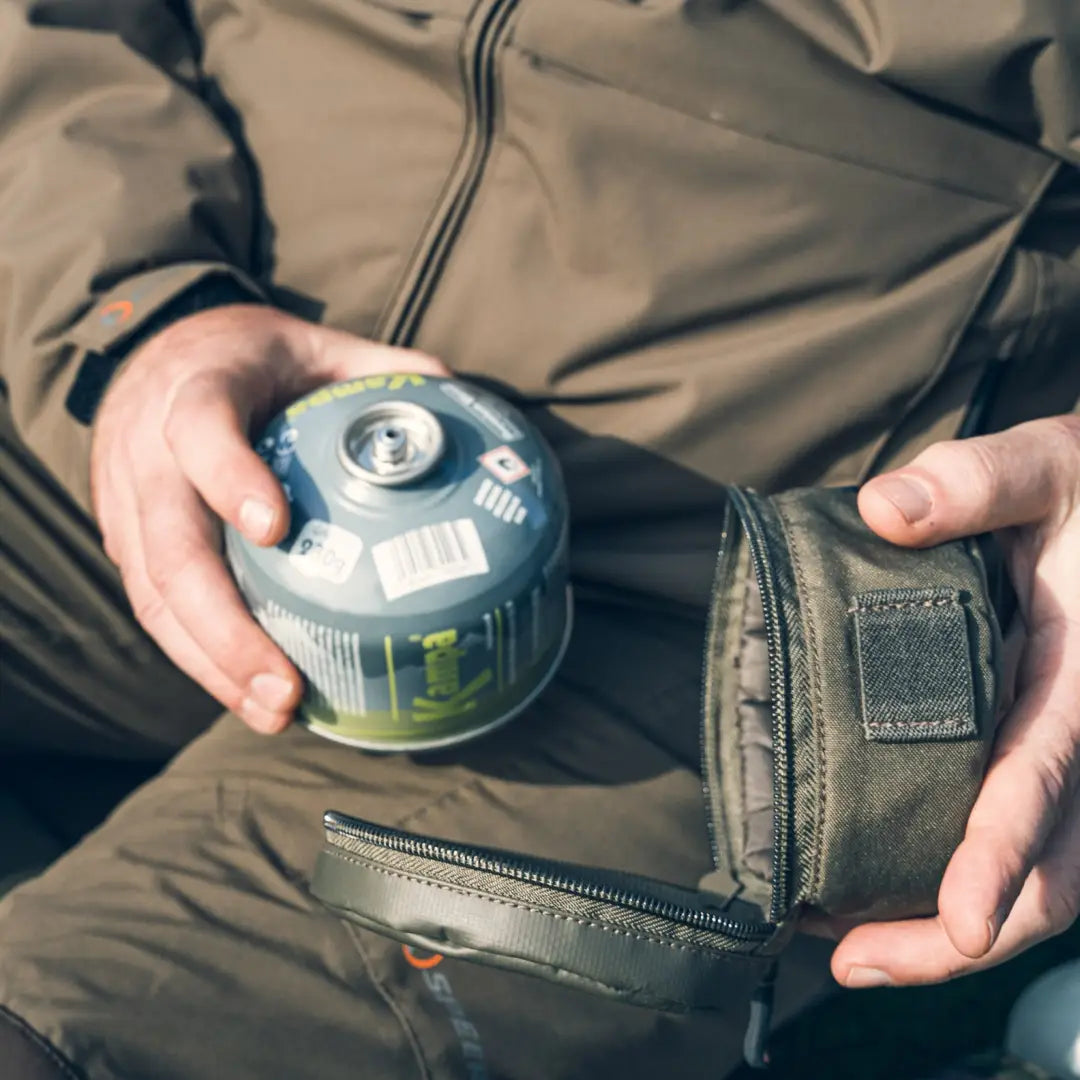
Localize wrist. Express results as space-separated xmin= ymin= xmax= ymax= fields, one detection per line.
xmin=66 ymin=273 xmax=267 ymax=424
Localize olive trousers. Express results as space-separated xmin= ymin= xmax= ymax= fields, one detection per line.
xmin=0 ymin=400 xmax=832 ymax=1079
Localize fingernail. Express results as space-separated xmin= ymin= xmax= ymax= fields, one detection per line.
xmin=845 ymin=966 xmax=894 ymax=989
xmin=873 ymin=477 xmax=932 ymax=525
xmin=249 ymin=672 xmax=296 ymax=712
xmin=240 ymin=698 xmax=287 ymax=735
xmin=240 ymin=498 xmax=276 ymax=542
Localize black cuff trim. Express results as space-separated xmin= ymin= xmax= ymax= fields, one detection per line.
xmin=65 ymin=274 xmax=264 ymax=425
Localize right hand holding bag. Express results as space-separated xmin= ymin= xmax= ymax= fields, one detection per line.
xmin=820 ymin=415 xmax=1080 ymax=991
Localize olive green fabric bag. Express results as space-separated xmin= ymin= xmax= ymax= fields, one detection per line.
xmin=312 ymin=485 xmax=1004 ymax=1057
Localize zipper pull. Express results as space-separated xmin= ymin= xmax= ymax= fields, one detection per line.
xmin=742 ymin=960 xmax=778 ymax=1070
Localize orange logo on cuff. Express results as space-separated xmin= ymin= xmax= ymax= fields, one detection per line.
xmin=402 ymin=945 xmax=444 ymax=970
xmin=100 ymin=300 xmax=135 ymax=327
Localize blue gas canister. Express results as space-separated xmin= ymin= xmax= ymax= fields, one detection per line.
xmin=226 ymin=374 xmax=572 ymax=751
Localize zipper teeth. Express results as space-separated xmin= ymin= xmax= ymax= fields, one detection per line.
xmin=699 ymin=501 xmax=738 ymax=872
xmin=729 ymin=491 xmax=791 ymax=924
xmin=325 ymin=814 xmax=772 ymax=941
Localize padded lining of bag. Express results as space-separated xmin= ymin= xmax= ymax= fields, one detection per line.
xmin=738 ymin=569 xmax=775 ymax=885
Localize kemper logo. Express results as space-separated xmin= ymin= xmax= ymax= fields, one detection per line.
xmin=411 ymin=628 xmax=493 ymax=721
xmin=285 ymin=373 xmax=426 ymax=418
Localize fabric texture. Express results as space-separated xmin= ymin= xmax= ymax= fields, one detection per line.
xmin=0 ymin=3 xmax=1079 ymax=1077
xmin=851 ymin=587 xmax=979 ymax=743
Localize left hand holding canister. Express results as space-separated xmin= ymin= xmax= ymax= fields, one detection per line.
xmin=89 ymin=304 xmax=450 ymax=735
xmin=834 ymin=414 xmax=1080 ymax=987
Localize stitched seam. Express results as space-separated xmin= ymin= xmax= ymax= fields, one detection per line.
xmin=849 ymin=598 xmax=958 ymax=613
xmin=325 ymin=849 xmax=748 ymax=959
xmin=781 ymin=514 xmax=826 ymax=904
xmin=509 ymin=46 xmax=1022 ymax=209
xmin=342 ymin=923 xmax=432 ymax=1080
xmin=0 ymin=1005 xmax=85 ymax=1080
xmin=867 ymin=719 xmax=971 ymax=730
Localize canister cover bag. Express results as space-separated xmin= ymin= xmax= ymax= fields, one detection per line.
xmin=700 ymin=486 xmax=1002 ymax=929
xmin=312 ymin=486 xmax=1004 ymax=1012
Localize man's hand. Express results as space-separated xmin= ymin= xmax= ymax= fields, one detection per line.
xmin=828 ymin=414 xmax=1080 ymax=988
xmin=91 ymin=304 xmax=449 ymax=734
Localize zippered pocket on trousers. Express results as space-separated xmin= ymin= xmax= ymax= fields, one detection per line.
xmin=313 ymin=811 xmax=780 ymax=1013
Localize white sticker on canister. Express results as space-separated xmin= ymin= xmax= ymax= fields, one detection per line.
xmin=288 ymin=520 xmax=363 ymax=584
xmin=473 ymin=478 xmax=528 ymax=525
xmin=373 ymin=518 xmax=489 ymax=601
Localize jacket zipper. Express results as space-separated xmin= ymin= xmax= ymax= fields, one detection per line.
xmin=727 ymin=489 xmax=794 ymax=924
xmin=324 ymin=811 xmax=774 ymax=942
xmin=377 ymin=0 xmax=519 ymax=347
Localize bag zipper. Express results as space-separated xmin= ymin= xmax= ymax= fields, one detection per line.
xmin=323 ymin=811 xmax=775 ymax=943
xmin=725 ymin=490 xmax=795 ymax=925
xmin=700 ymin=499 xmax=739 ymax=876
xmin=377 ymin=0 xmax=520 ymax=346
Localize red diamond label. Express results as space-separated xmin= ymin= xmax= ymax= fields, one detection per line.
xmin=478 ymin=445 xmax=531 ymax=484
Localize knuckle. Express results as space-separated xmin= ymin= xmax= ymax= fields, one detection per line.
xmin=144 ymin=558 xmax=176 ymax=602
xmin=1051 ymin=892 xmax=1080 ymax=935
xmin=1032 ymin=877 xmax=1079 ymax=937
xmin=1042 ymin=413 xmax=1080 ymax=455
xmin=1042 ymin=415 xmax=1080 ymax=504
xmin=100 ymin=529 xmax=122 ymax=567
xmin=915 ymin=439 xmax=999 ymax=507
xmin=962 ymin=438 xmax=1003 ymax=506
xmin=162 ymin=371 xmax=226 ymax=453
xmin=1032 ymin=740 xmax=1080 ymax=815
xmin=144 ymin=539 xmax=201 ymax=603
xmin=130 ymin=587 xmax=168 ymax=631
xmin=233 ymin=628 xmax=279 ymax=676
xmin=216 ymin=683 xmax=247 ymax=715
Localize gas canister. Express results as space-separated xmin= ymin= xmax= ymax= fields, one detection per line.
xmin=225 ymin=374 xmax=572 ymax=751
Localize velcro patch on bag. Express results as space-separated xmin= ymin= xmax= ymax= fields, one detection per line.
xmin=850 ymin=588 xmax=978 ymax=743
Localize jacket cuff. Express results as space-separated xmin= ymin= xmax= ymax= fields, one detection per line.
xmin=63 ymin=263 xmax=267 ymax=425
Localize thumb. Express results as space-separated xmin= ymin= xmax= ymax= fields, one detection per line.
xmin=302 ymin=323 xmax=451 ymax=384
xmin=858 ymin=416 xmax=1080 ymax=548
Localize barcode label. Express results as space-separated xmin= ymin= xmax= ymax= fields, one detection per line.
xmin=372 ymin=518 xmax=490 ymax=601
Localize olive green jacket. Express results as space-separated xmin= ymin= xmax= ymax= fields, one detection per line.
xmin=1 ymin=0 xmax=1078 ymax=606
